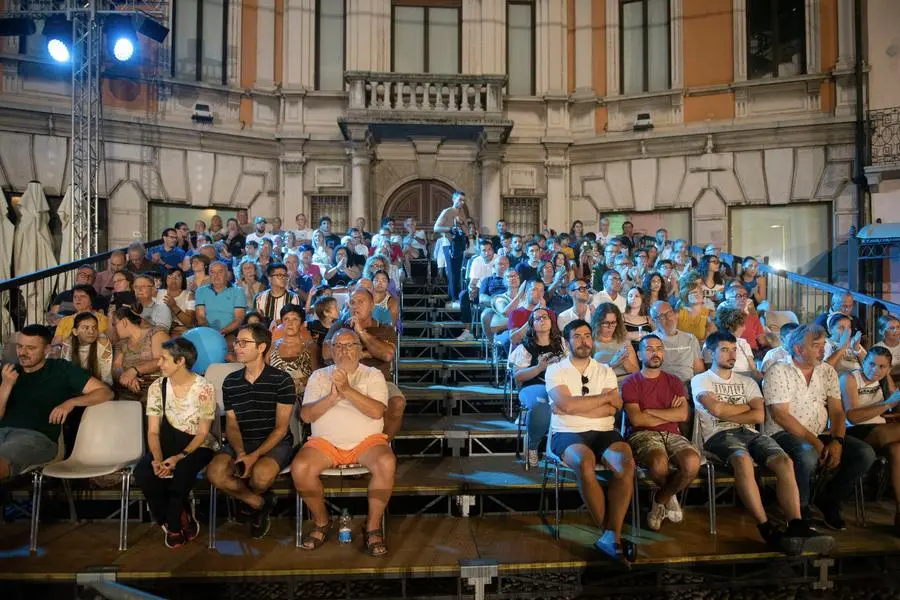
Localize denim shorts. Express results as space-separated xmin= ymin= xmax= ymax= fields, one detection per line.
xmin=0 ymin=427 xmax=58 ymax=476
xmin=704 ymin=427 xmax=786 ymax=467
xmin=222 ymin=438 xmax=296 ymax=470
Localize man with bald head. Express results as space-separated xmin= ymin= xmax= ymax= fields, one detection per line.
xmin=323 ymin=288 xmax=405 ymax=438
xmin=293 ymin=328 xmax=396 ymax=556
xmin=649 ymin=301 xmax=705 ymax=385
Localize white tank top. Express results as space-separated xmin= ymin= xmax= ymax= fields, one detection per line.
xmin=848 ymin=370 xmax=885 ymax=426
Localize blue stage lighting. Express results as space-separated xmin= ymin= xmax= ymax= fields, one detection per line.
xmin=105 ymin=15 xmax=137 ymax=63
xmin=113 ymin=37 xmax=134 ymax=61
xmin=42 ymin=15 xmax=71 ymax=63
xmin=47 ymin=38 xmax=70 ymax=62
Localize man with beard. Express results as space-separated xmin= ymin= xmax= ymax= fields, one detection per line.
xmin=621 ymin=335 xmax=700 ymax=531
xmin=545 ymin=320 xmax=635 ymax=563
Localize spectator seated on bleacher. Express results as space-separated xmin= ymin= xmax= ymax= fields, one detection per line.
xmin=195 ymin=262 xmax=248 ymax=341
xmin=542 ymin=260 xmax=573 ymax=315
xmin=134 ymin=338 xmax=217 ymax=549
xmin=507 ymin=280 xmax=556 ymax=349
xmin=713 ymin=307 xmax=763 ymax=383
xmin=132 ymin=273 xmax=173 ymax=333
xmin=738 ymin=257 xmax=767 ymax=305
xmin=245 ymin=216 xmax=274 ymax=248
xmin=648 ymin=301 xmax=705 ymax=387
xmin=325 ymin=246 xmax=360 ymax=288
xmin=56 ymin=312 xmax=113 ymax=388
xmin=481 ymin=269 xmax=521 ymax=346
xmin=824 ymin=312 xmax=867 ymax=376
xmin=813 ymin=292 xmax=862 ymax=336
xmin=590 ymin=269 xmax=626 ymax=315
xmin=515 ymin=241 xmax=543 ymax=284
xmin=318 ymin=216 xmax=342 ymax=250
xmin=591 ymin=303 xmax=639 ymax=381
xmin=293 ymin=213 xmax=314 ymax=244
xmin=720 ymin=282 xmax=773 ymax=358
xmin=52 ymin=284 xmax=109 ymax=345
xmin=0 ymin=324 xmax=114 ymax=480
xmin=508 ymin=307 xmax=565 ymax=467
xmin=159 ymin=268 xmax=195 ymax=337
xmin=323 ymin=289 xmax=404 ymax=440
xmin=557 ymin=279 xmax=594 ymax=334
xmin=149 ymin=228 xmax=187 ymax=271
xmin=703 ymin=244 xmax=734 ymax=279
xmin=207 ymin=324 xmax=295 ymax=540
xmin=764 ymin=324 xmax=877 ymax=531
xmin=94 ymin=251 xmax=126 ymax=298
xmin=253 ymin=263 xmax=300 ymax=326
xmin=456 ymin=244 xmax=504 ymax=342
xmin=293 ymin=328 xmax=396 ymax=556
xmin=840 ymin=346 xmax=900 ymax=530
xmin=760 ymin=322 xmax=800 ymax=374
xmin=622 ymin=334 xmax=699 ymax=531
xmin=269 ymin=304 xmax=317 ymax=396
xmin=623 ymin=288 xmax=652 ymax=348
xmin=674 ymin=280 xmax=715 ymax=345
xmin=692 ymin=332 xmax=827 ymax=554
xmin=112 ymin=307 xmax=169 ymax=404
xmin=546 ymin=320 xmax=636 ymax=563
xmin=371 ymin=271 xmax=400 ymax=326
xmin=874 ymin=314 xmax=900 ymax=373
xmin=186 ymin=254 xmax=211 ymax=294
xmin=49 ymin=265 xmax=106 ymax=321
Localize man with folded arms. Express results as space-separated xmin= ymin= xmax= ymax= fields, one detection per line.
xmin=292 ymin=328 xmax=395 ymax=557
xmin=693 ymin=332 xmax=831 ymax=554
xmin=545 ymin=319 xmax=635 ymax=563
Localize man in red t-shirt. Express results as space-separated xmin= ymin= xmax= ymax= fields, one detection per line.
xmin=621 ymin=334 xmax=701 ymax=531
xmin=507 ymin=279 xmax=557 ymax=348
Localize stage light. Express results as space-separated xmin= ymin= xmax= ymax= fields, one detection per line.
xmin=43 ymin=15 xmax=71 ymax=63
xmin=0 ymin=17 xmax=36 ymax=37
xmin=104 ymin=15 xmax=137 ymax=62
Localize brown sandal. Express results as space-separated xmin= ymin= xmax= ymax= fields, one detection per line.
xmin=300 ymin=519 xmax=333 ymax=551
xmin=363 ymin=527 xmax=388 ymax=557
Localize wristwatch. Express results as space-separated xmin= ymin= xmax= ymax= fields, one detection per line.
xmin=179 ymin=451 xmax=189 ymax=459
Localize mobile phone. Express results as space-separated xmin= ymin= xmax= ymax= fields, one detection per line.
xmin=233 ymin=460 xmax=246 ymax=478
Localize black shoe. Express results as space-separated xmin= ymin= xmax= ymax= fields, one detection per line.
xmin=814 ymin=500 xmax=846 ymax=531
xmin=784 ymin=519 xmax=834 ymax=555
xmin=236 ymin=501 xmax=254 ymax=524
xmin=758 ymin=521 xmax=785 ymax=551
xmin=250 ymin=492 xmax=275 ymax=539
xmin=594 ymin=534 xmax=633 ymax=568
xmin=181 ymin=507 xmax=200 ymax=542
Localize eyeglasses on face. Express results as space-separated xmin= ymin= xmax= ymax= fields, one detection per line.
xmin=234 ymin=339 xmax=259 ymax=348
xmin=533 ymin=314 xmax=550 ymax=322
xmin=600 ymin=320 xmax=618 ymax=327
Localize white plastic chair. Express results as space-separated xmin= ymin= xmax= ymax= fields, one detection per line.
xmin=294 ymin=463 xmax=375 ymax=548
xmin=30 ymin=400 xmax=144 ymax=552
xmin=204 ymin=362 xmax=243 ymax=549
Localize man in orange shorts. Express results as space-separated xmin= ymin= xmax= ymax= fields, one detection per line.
xmin=292 ymin=328 xmax=396 ymax=557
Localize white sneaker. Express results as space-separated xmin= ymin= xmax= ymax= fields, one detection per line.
xmin=647 ymin=501 xmax=668 ymax=531
xmin=665 ymin=495 xmax=684 ymax=523
xmin=527 ymin=449 xmax=539 ymax=468
xmin=456 ymin=330 xmax=476 ymax=341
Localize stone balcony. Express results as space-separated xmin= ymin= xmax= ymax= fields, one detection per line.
xmin=339 ymin=71 xmax=513 ymax=144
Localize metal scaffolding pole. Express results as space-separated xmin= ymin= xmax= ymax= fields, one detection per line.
xmin=69 ymin=0 xmax=102 ymax=260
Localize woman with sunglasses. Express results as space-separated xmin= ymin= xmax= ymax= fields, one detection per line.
xmin=698 ymin=254 xmax=725 ymax=308
xmin=508 ymin=308 xmax=565 ymax=468
xmin=591 ymin=303 xmax=639 ymax=380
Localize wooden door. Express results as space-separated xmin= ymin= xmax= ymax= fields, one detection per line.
xmin=381 ymin=179 xmax=459 ymax=234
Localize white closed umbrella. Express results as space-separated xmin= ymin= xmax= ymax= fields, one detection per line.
xmin=13 ymin=181 xmax=59 ymax=325
xmin=0 ymin=189 xmax=15 ymax=338
xmin=56 ymin=186 xmax=76 ymax=295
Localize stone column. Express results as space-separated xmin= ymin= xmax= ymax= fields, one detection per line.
xmin=835 ymin=0 xmax=855 ymax=71
xmin=347 ymin=127 xmax=374 ymax=228
xmin=574 ymin=0 xmax=592 ymax=92
xmin=544 ymin=144 xmax=570 ymax=235
xmin=478 ymin=143 xmax=504 ymax=237
xmin=281 ymin=152 xmax=307 ymax=227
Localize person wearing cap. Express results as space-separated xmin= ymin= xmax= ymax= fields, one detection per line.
xmin=246 ymin=217 xmax=273 ymax=247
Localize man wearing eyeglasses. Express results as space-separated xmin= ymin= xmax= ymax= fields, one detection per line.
xmin=545 ymin=319 xmax=636 ymax=564
xmin=149 ymin=228 xmax=187 ymax=270
xmin=590 ymin=270 xmax=626 ymax=313
xmin=649 ymin=301 xmax=705 ymax=386
xmin=253 ymin=263 xmax=300 ymax=325
xmin=557 ymin=279 xmax=595 ymax=333
xmin=207 ymin=323 xmax=296 ymax=539
xmin=721 ymin=282 xmax=774 ymax=357
xmin=293 ymin=328 xmax=395 ymax=556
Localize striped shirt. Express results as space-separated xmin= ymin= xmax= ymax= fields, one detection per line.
xmin=253 ymin=289 xmax=299 ymax=323
xmin=222 ymin=365 xmax=296 ymax=446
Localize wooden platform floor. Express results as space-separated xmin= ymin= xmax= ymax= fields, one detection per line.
xmin=2 ymin=504 xmax=899 ymax=582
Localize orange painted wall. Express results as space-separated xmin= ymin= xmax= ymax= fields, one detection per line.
xmin=592 ymin=0 xmax=606 ymax=132
xmin=683 ymin=0 xmax=733 ymax=87
xmin=820 ymin=0 xmax=838 ymax=113
xmin=567 ymin=0 xmax=575 ymax=93
xmin=684 ymin=92 xmax=735 ymax=123
xmin=102 ymin=79 xmax=158 ymax=114
xmin=274 ymin=0 xmax=284 ymax=86
xmin=240 ymin=0 xmax=258 ymax=126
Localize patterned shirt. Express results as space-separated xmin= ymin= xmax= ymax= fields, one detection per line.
xmin=762 ymin=361 xmax=840 ymax=437
xmin=146 ymin=376 xmax=218 ymax=450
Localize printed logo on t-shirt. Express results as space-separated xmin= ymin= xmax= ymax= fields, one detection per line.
xmin=708 ymin=381 xmax=747 ymax=431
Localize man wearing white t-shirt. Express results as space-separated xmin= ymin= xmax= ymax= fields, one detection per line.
xmin=292 ymin=328 xmax=395 ymax=556
xmin=294 ymin=213 xmax=315 ymax=243
xmin=557 ymin=279 xmax=594 ymax=333
xmin=763 ymin=324 xmax=876 ymax=531
xmin=590 ymin=270 xmax=626 ymax=313
xmin=545 ymin=319 xmax=636 ymax=564
xmin=692 ymin=332 xmax=830 ymax=554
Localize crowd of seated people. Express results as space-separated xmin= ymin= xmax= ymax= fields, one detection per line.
xmin=2 ymin=197 xmax=900 ymax=565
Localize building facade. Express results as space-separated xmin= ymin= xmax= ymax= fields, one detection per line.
xmin=0 ymin=0 xmax=895 ymax=275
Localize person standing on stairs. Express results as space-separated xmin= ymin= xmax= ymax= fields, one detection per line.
xmin=323 ymin=289 xmax=406 ymax=440
xmin=621 ymin=335 xmax=700 ymax=531
xmin=433 ymin=191 xmax=469 ymax=301
xmin=545 ymin=319 xmax=636 ymax=563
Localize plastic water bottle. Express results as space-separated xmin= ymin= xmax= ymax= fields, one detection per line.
xmin=338 ymin=509 xmax=352 ymax=544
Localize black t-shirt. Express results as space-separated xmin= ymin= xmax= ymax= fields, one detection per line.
xmin=0 ymin=359 xmax=90 ymax=441
xmin=323 ymin=233 xmax=342 ymax=250
xmin=222 ymin=365 xmax=296 ymax=446
xmin=519 ymin=342 xmax=561 ymax=389
xmin=225 ymin=234 xmax=246 ymax=258
xmin=515 ymin=262 xmax=540 ymax=283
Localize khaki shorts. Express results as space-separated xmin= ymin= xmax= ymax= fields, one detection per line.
xmin=628 ymin=430 xmax=699 ymax=466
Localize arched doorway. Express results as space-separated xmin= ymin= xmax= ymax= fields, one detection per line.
xmin=381 ymin=179 xmax=460 ymax=231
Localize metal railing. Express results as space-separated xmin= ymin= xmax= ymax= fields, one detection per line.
xmin=869 ymin=107 xmax=900 ymax=167
xmin=0 ymin=238 xmax=161 ymax=346
xmin=689 ymin=246 xmax=900 ymax=344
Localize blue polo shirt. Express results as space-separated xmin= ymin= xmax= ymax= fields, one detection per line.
xmin=195 ymin=283 xmax=247 ymax=330
xmin=148 ymin=244 xmax=186 ymax=270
